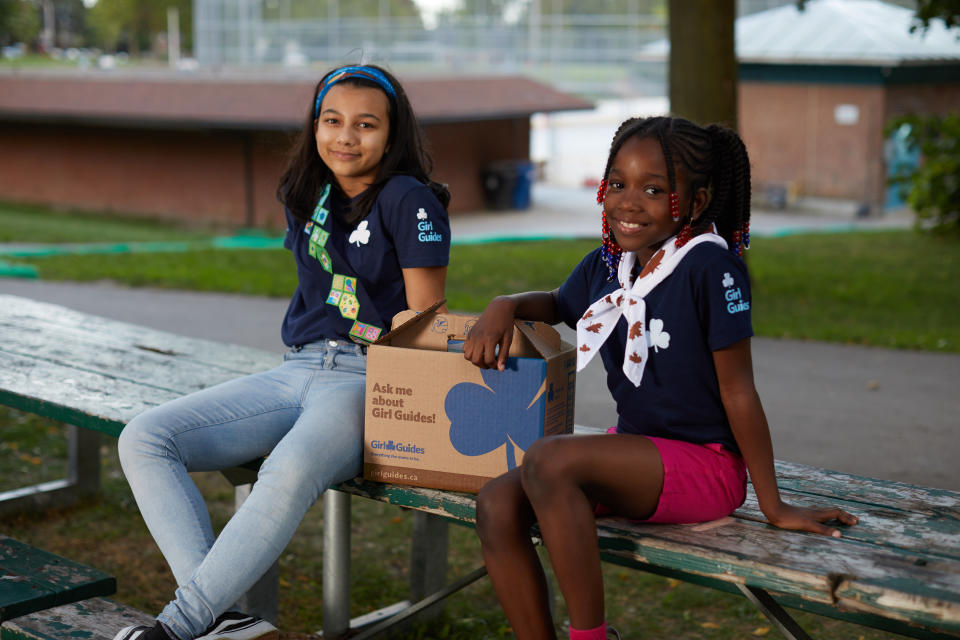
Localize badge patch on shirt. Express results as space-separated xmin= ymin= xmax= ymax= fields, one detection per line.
xmin=350 ymin=321 xmax=383 ymax=343
xmin=327 ymin=274 xmax=359 ymax=318
xmin=338 ymin=293 xmax=360 ymax=319
xmin=311 ymin=226 xmax=329 ymax=247
xmin=311 ymin=183 xmax=331 ymax=225
xmin=317 ymin=248 xmax=332 ymax=273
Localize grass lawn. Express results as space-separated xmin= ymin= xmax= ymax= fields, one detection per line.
xmin=0 ymin=202 xmax=218 ymax=244
xmin=4 ymin=221 xmax=959 ymax=352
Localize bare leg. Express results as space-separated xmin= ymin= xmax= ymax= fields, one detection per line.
xmin=476 ymin=468 xmax=556 ymax=640
xmin=520 ymin=434 xmax=664 ymax=631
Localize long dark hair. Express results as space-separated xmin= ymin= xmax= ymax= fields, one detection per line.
xmin=277 ymin=64 xmax=450 ymax=225
xmin=602 ymin=116 xmax=751 ymax=254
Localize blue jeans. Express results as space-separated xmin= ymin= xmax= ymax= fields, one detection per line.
xmin=118 ymin=341 xmax=366 ymax=640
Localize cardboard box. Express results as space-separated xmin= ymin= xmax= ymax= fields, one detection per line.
xmin=363 ymin=306 xmax=576 ymax=493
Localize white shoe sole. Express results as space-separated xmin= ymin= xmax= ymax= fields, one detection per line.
xmin=194 ymin=618 xmax=278 ymax=640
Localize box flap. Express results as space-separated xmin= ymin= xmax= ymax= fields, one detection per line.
xmin=377 ymin=301 xmax=570 ymax=359
xmin=375 ymin=298 xmax=446 ymax=345
xmin=515 ymin=321 xmax=564 ymax=358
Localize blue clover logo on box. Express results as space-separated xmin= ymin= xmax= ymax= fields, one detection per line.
xmin=445 ymin=364 xmax=546 ymax=470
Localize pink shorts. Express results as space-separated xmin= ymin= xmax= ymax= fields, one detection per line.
xmin=597 ymin=428 xmax=747 ymax=524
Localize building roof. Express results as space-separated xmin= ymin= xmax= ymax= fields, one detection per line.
xmin=641 ymin=0 xmax=960 ymax=66
xmin=0 ymin=70 xmax=593 ymax=130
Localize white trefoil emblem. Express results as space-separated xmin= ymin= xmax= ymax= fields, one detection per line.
xmin=349 ymin=220 xmax=371 ymax=247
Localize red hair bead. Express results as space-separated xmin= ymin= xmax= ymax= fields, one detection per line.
xmin=596 ymin=179 xmax=607 ymax=204
xmin=674 ymin=222 xmax=693 ymax=248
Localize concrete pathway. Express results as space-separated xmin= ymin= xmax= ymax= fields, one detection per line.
xmin=450 ymin=184 xmax=915 ymax=242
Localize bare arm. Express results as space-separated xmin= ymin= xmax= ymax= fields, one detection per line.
xmin=402 ymin=266 xmax=448 ymax=313
xmin=464 ymin=290 xmax=560 ymax=371
xmin=714 ymin=338 xmax=859 ymax=537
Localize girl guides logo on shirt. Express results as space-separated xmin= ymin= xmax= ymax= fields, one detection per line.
xmin=722 ymin=272 xmax=750 ymax=314
xmin=415 ymin=208 xmax=443 ymax=243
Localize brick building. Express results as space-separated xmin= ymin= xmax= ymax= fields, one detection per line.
xmin=644 ymin=0 xmax=960 ymax=214
xmin=0 ymin=70 xmax=590 ymax=228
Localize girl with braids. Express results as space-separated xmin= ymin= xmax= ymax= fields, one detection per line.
xmin=115 ymin=65 xmax=450 ymax=640
xmin=463 ymin=115 xmax=857 ymax=640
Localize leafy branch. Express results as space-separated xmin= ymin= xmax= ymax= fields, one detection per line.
xmin=886 ymin=113 xmax=960 ymax=235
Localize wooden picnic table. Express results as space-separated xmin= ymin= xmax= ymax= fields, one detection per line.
xmin=0 ymin=535 xmax=115 ymax=622
xmin=1 ymin=293 xmax=959 ymax=639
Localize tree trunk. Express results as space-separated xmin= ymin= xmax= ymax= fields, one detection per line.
xmin=668 ymin=0 xmax=738 ymax=130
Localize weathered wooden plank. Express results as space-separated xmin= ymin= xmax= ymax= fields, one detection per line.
xmin=773 ymin=460 xmax=960 ymax=516
xmin=0 ymin=317 xmax=276 ymax=381
xmin=0 ymin=339 xmax=274 ymax=437
xmin=596 ymin=515 xmax=960 ymax=633
xmin=0 ymin=295 xmax=278 ymax=375
xmin=0 ymin=351 xmax=185 ymax=435
xmin=0 ymin=537 xmax=116 ymax=622
xmin=336 ymin=478 xmax=478 ymax=523
xmin=597 ymin=553 xmax=959 ymax=640
xmin=0 ymin=328 xmax=257 ymax=394
xmin=1 ymin=596 xmax=153 ymax=640
xmin=0 ymin=319 xmax=276 ymax=380
xmin=737 ymin=490 xmax=960 ymax=560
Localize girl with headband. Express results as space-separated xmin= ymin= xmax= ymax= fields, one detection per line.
xmin=463 ymin=116 xmax=857 ymax=639
xmin=115 ymin=64 xmax=450 ymax=640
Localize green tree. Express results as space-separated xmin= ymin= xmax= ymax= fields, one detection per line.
xmin=547 ymin=0 xmax=664 ymax=14
xmin=887 ymin=116 xmax=960 ymax=234
xmin=886 ymin=3 xmax=959 ymax=229
xmin=0 ymin=0 xmax=41 ymax=46
xmin=263 ymin=0 xmax=420 ymax=21
xmin=87 ymin=0 xmax=191 ymax=55
xmin=905 ymin=0 xmax=959 ymax=32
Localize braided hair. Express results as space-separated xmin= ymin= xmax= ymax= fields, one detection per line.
xmin=598 ymin=116 xmax=752 ymax=275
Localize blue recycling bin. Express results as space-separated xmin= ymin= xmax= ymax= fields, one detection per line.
xmin=482 ymin=160 xmax=535 ymax=211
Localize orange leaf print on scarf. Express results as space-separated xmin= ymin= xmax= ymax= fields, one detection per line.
xmin=585 ymin=322 xmax=603 ymax=333
xmin=582 ymin=309 xmax=594 ymax=319
xmin=579 ymin=344 xmax=591 ymax=352
xmin=628 ymin=322 xmax=644 ymax=339
xmin=639 ymin=250 xmax=665 ymax=278
xmin=628 ymin=352 xmax=643 ymax=363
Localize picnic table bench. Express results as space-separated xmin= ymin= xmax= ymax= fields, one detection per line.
xmin=1 ymin=293 xmax=959 ymax=640
xmin=0 ymin=535 xmax=115 ymax=623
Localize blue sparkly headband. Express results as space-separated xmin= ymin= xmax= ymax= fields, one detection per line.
xmin=314 ymin=66 xmax=398 ymax=118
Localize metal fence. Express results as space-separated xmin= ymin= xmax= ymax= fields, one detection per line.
xmin=193 ymin=0 xmax=804 ymax=98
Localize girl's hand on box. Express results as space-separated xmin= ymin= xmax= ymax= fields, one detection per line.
xmin=464 ymin=296 xmax=517 ymax=371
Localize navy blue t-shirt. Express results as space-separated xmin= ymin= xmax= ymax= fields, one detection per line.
xmin=281 ymin=175 xmax=450 ymax=347
xmin=556 ymin=243 xmax=753 ymax=453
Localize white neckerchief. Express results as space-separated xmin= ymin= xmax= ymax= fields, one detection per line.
xmin=576 ymin=230 xmax=726 ymax=387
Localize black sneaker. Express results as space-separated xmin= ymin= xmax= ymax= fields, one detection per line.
xmin=113 ymin=622 xmax=174 ymax=640
xmin=194 ymin=613 xmax=278 ymax=640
